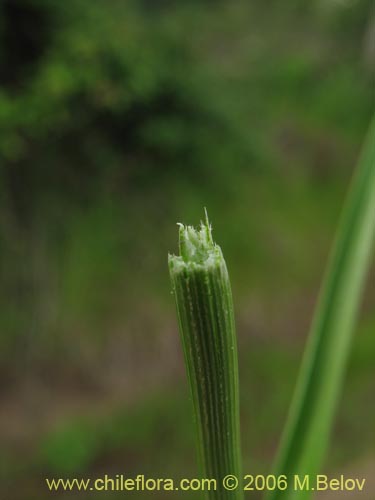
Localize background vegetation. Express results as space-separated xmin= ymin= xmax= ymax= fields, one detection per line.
xmin=1 ymin=0 xmax=374 ymax=498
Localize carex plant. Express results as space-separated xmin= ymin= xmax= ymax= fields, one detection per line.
xmin=168 ymin=114 xmax=375 ymax=500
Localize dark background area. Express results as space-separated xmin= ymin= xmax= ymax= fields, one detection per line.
xmin=0 ymin=0 xmax=374 ymax=498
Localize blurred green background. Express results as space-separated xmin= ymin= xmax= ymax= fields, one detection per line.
xmin=1 ymin=0 xmax=374 ymax=498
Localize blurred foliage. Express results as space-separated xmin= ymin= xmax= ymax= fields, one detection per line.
xmin=0 ymin=1 xmax=374 ymax=498
xmin=0 ymin=0 xmax=250 ymax=197
xmin=0 ymin=0 xmax=257 ymax=359
xmin=0 ymin=0 xmax=373 ymax=359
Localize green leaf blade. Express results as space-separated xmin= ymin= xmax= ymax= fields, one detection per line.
xmin=268 ymin=114 xmax=375 ymax=500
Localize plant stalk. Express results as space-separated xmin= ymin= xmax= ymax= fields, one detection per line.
xmin=169 ymin=213 xmax=243 ymax=500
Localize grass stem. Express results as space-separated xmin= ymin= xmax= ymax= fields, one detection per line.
xmin=169 ymin=213 xmax=243 ymax=500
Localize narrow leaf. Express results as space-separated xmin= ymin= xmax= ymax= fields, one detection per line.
xmin=268 ymin=114 xmax=375 ymax=500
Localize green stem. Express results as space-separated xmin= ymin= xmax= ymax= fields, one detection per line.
xmin=169 ymin=213 xmax=243 ymax=500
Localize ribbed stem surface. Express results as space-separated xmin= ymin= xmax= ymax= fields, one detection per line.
xmin=169 ymin=215 xmax=243 ymax=500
